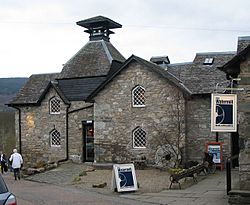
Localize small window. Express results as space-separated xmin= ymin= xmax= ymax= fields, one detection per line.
xmin=50 ymin=129 xmax=61 ymax=147
xmin=132 ymin=85 xmax=145 ymax=107
xmin=203 ymin=58 xmax=214 ymax=65
xmin=50 ymin=97 xmax=61 ymax=114
xmin=133 ymin=127 xmax=146 ymax=148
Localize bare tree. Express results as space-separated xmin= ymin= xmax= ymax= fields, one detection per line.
xmin=153 ymin=91 xmax=185 ymax=169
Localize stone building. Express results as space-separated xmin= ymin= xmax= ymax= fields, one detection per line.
xmin=220 ymin=37 xmax=250 ymax=200
xmin=8 ymin=16 xmax=239 ymax=170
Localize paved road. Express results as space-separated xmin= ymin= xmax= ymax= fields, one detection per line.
xmin=2 ymin=163 xmax=239 ymax=205
xmin=3 ymin=173 xmax=152 ymax=205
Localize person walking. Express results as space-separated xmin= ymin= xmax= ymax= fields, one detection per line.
xmin=9 ymin=149 xmax=23 ymax=180
xmin=0 ymin=151 xmax=7 ymax=174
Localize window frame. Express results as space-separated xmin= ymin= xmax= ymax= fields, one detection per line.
xmin=132 ymin=127 xmax=147 ymax=149
xmin=132 ymin=85 xmax=146 ymax=108
xmin=49 ymin=97 xmax=61 ymax=114
xmin=50 ymin=129 xmax=61 ymax=147
xmin=203 ymin=58 xmax=214 ymax=65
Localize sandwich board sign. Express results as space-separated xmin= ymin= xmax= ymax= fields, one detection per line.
xmin=111 ymin=164 xmax=138 ymax=192
xmin=211 ymin=93 xmax=237 ymax=132
xmin=205 ymin=142 xmax=223 ymax=170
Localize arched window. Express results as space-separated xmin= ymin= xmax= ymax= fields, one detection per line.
xmin=132 ymin=85 xmax=145 ymax=107
xmin=50 ymin=129 xmax=61 ymax=147
xmin=133 ymin=127 xmax=146 ymax=148
xmin=50 ymin=97 xmax=61 ymax=114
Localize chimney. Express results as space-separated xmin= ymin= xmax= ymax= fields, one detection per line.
xmin=150 ymin=56 xmax=170 ymax=67
xmin=237 ymin=36 xmax=250 ymax=53
xmin=76 ymin=16 xmax=122 ymax=42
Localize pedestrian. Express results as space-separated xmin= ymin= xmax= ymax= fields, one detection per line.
xmin=9 ymin=149 xmax=23 ymax=180
xmin=0 ymin=151 xmax=7 ymax=174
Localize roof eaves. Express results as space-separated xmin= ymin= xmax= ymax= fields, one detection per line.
xmin=51 ymin=82 xmax=70 ymax=105
xmin=133 ymin=56 xmax=192 ymax=96
xmin=220 ymin=44 xmax=250 ymax=70
xmin=86 ymin=55 xmax=192 ymax=101
xmin=7 ymin=102 xmax=38 ymax=107
xmin=36 ymin=81 xmax=53 ymax=105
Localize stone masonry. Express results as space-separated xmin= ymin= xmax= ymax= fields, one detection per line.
xmin=186 ymin=95 xmax=231 ymax=163
xmin=18 ymin=87 xmax=68 ymax=167
xmin=94 ymin=61 xmax=186 ymax=164
xmin=238 ymin=52 xmax=250 ymax=190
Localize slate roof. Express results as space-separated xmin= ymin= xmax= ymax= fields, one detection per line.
xmin=9 ymin=35 xmax=125 ymax=105
xmin=57 ymin=76 xmax=107 ymax=101
xmin=219 ymin=44 xmax=250 ymax=75
xmin=8 ymin=73 xmax=60 ymax=105
xmin=60 ymin=40 xmax=125 ymax=79
xmin=166 ymin=52 xmax=236 ymax=95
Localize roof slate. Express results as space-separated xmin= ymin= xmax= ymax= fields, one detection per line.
xmin=57 ymin=76 xmax=107 ymax=101
xmin=9 ymin=73 xmax=60 ymax=105
xmin=220 ymin=44 xmax=250 ymax=74
xmin=60 ymin=40 xmax=125 ymax=79
xmin=167 ymin=52 xmax=236 ymax=94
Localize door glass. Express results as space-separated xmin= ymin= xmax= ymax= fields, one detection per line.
xmin=85 ymin=124 xmax=94 ymax=162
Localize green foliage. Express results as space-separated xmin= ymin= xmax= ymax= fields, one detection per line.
xmin=0 ymin=78 xmax=27 ymax=111
xmin=72 ymin=176 xmax=81 ymax=183
xmin=79 ymin=171 xmax=87 ymax=176
xmin=168 ymin=167 xmax=184 ymax=174
xmin=0 ymin=112 xmax=16 ymax=157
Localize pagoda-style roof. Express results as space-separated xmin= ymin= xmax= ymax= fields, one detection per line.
xmin=77 ymin=16 xmax=122 ymax=29
xmin=60 ymin=40 xmax=125 ymax=78
xmin=77 ymin=16 xmax=122 ymax=42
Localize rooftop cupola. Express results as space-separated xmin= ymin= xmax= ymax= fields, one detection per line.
xmin=76 ymin=16 xmax=122 ymax=42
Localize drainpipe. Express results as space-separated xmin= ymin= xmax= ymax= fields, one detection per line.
xmin=57 ymin=104 xmax=93 ymax=164
xmin=58 ymin=105 xmax=70 ymax=163
xmin=11 ymin=106 xmax=22 ymax=155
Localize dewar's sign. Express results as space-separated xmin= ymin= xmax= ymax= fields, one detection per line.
xmin=211 ymin=94 xmax=237 ymax=132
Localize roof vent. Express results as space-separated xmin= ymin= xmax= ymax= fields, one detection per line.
xmin=203 ymin=57 xmax=214 ymax=65
xmin=150 ymin=56 xmax=170 ymax=67
xmin=76 ymin=16 xmax=122 ymax=42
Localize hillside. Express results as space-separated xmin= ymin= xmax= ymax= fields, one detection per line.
xmin=0 ymin=78 xmax=28 ymax=111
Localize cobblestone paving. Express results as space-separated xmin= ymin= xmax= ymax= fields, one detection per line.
xmin=25 ymin=161 xmax=173 ymax=194
xmin=26 ymin=162 xmax=90 ymax=185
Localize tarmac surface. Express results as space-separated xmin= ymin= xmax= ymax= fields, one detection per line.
xmin=13 ymin=162 xmax=240 ymax=205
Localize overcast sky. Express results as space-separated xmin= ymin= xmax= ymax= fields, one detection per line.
xmin=1 ymin=0 xmax=250 ymax=77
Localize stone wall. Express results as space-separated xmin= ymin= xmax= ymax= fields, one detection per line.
xmin=238 ymin=53 xmax=250 ymax=190
xmin=17 ymin=87 xmax=68 ymax=167
xmin=186 ymin=95 xmax=231 ymax=163
xmin=68 ymin=101 xmax=93 ymax=162
xmin=93 ymin=61 xmax=186 ymax=165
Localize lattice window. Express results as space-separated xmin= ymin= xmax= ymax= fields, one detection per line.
xmin=50 ymin=129 xmax=61 ymax=147
xmin=132 ymin=85 xmax=145 ymax=107
xmin=133 ymin=127 xmax=146 ymax=148
xmin=50 ymin=97 xmax=61 ymax=114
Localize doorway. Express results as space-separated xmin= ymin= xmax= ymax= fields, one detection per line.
xmin=82 ymin=121 xmax=94 ymax=162
xmin=231 ymin=128 xmax=239 ymax=168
